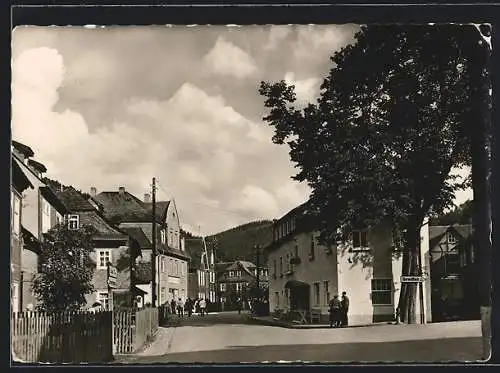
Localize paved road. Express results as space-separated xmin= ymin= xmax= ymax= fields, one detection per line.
xmin=117 ymin=313 xmax=483 ymax=364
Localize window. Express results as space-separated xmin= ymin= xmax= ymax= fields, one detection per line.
xmin=235 ymin=283 xmax=243 ymax=291
xmin=294 ymin=244 xmax=299 ymax=259
xmin=447 ymin=232 xmax=457 ymax=245
xmin=371 ymin=279 xmax=392 ymax=305
xmin=220 ymin=283 xmax=226 ymax=291
xmin=291 ymin=217 xmax=296 ymax=232
xmin=12 ymin=192 xmax=21 ymax=236
xmin=275 ymin=292 xmax=280 ymax=308
xmin=68 ymin=214 xmax=79 ymax=230
xmin=323 ymin=281 xmax=330 ymax=306
xmin=236 ymin=270 xmax=242 ymax=277
xmin=313 ymin=283 xmax=320 ymax=306
xmin=168 ymin=228 xmax=173 ymax=246
xmin=169 ymin=259 xmax=173 ymax=274
xmin=160 ymin=287 xmax=166 ymax=303
xmin=445 ymin=254 xmax=460 ymax=274
xmin=210 ymin=271 xmax=215 ymax=283
xmin=97 ymin=292 xmax=109 ymax=310
xmin=273 ymin=260 xmax=277 ymax=276
xmin=352 ymin=230 xmax=368 ymax=249
xmin=55 ymin=213 xmax=63 ymax=225
xmin=96 ymin=250 xmax=111 ymax=269
xmin=42 ymin=199 xmax=50 ymax=216
xmin=309 ymin=234 xmax=315 ymax=260
xmin=228 ymin=271 xmax=234 ymax=278
xmin=220 ymin=296 xmax=227 ymax=303
xmin=210 ymin=291 xmax=215 ymax=302
xmin=161 ymin=229 xmax=166 ymax=244
xmin=279 ymin=257 xmax=283 ymax=274
xmin=286 ymin=253 xmax=291 ymax=271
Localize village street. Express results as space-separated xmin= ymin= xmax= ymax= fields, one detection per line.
xmin=116 ymin=313 xmax=483 ymax=364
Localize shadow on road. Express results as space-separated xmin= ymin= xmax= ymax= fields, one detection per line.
xmin=116 ymin=337 xmax=482 ymax=364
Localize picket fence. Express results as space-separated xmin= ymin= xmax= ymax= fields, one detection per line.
xmin=11 ymin=310 xmax=113 ymax=363
xmin=113 ymin=307 xmax=159 ymax=354
xmin=11 ymin=307 xmax=160 ymax=363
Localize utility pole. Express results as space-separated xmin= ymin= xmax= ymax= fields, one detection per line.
xmin=151 ymin=177 xmax=157 ymax=308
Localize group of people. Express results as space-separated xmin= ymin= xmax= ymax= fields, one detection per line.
xmin=328 ymin=291 xmax=349 ymax=328
xmin=168 ymin=297 xmax=208 ymax=317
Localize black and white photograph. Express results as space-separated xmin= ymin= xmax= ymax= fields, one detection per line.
xmin=10 ymin=18 xmax=493 ymax=364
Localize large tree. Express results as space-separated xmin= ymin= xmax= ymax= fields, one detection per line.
xmin=259 ymin=25 xmax=487 ymax=323
xmin=33 ymin=223 xmax=97 ymax=312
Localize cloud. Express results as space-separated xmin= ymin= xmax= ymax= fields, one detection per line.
xmin=265 ymin=26 xmax=292 ymax=50
xmin=203 ymin=36 xmax=258 ymax=78
xmin=293 ymin=24 xmax=358 ymax=62
xmin=230 ymin=185 xmax=280 ymax=219
xmin=276 ymin=180 xmax=311 ymax=208
xmin=284 ymin=71 xmax=321 ymax=105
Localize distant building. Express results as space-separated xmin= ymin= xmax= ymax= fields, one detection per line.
xmin=52 ymin=186 xmax=143 ymax=310
xmin=11 ymin=141 xmax=68 ymax=312
xmin=94 ymin=188 xmax=190 ymax=306
xmin=266 ymin=202 xmax=432 ymax=325
xmin=186 ymin=237 xmax=216 ymax=303
xmin=428 ymin=224 xmax=478 ymax=321
xmin=216 ymin=260 xmax=268 ymax=311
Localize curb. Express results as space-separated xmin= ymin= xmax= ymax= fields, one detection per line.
xmin=246 ymin=315 xmax=395 ymax=329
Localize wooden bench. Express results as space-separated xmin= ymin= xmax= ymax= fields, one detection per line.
xmin=310 ymin=308 xmax=322 ymax=324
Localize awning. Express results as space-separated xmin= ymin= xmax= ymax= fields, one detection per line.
xmin=284 ymin=280 xmax=310 ymax=289
xmin=133 ymin=286 xmax=148 ymax=295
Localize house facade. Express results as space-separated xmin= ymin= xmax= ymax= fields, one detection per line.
xmin=428 ymin=224 xmax=478 ymax=321
xmin=266 ymin=203 xmax=432 ymax=325
xmin=94 ymin=187 xmax=190 ymax=306
xmin=52 ymin=186 xmax=143 ymax=310
xmin=11 ymin=141 xmax=68 ymax=312
xmin=186 ymin=238 xmax=216 ymax=302
xmin=216 ymin=260 xmax=268 ymax=311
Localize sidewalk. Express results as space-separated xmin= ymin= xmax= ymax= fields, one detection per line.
xmin=247 ymin=314 xmax=391 ymax=329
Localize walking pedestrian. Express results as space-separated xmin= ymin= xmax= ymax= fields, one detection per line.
xmin=199 ymin=298 xmax=207 ymax=316
xmin=341 ymin=291 xmax=350 ymax=327
xmin=237 ymin=297 xmax=242 ymax=314
xmin=177 ymin=298 xmax=184 ymax=317
xmin=328 ymin=295 xmax=341 ymax=328
xmin=195 ymin=298 xmax=201 ymax=315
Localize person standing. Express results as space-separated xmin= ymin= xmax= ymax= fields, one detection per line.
xmin=341 ymin=291 xmax=350 ymax=327
xmin=177 ymin=298 xmax=184 ymax=317
xmin=199 ymin=298 xmax=207 ymax=316
xmin=186 ymin=298 xmax=193 ymax=317
xmin=170 ymin=298 xmax=176 ymax=317
xmin=328 ymin=295 xmax=341 ymax=328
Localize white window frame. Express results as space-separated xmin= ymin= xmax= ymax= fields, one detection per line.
xmin=235 ymin=283 xmax=243 ymax=292
xmin=220 ymin=283 xmax=226 ymax=292
xmin=161 ymin=229 xmax=166 ymax=244
xmin=42 ymin=198 xmax=51 ymax=216
xmin=96 ymin=249 xmax=112 ymax=269
xmin=447 ymin=232 xmax=458 ymax=245
xmin=313 ymin=282 xmax=320 ymax=306
xmin=228 ymin=270 xmax=234 ymax=278
xmin=323 ymin=281 xmax=330 ymax=306
xmin=352 ymin=230 xmax=369 ymax=251
xmin=67 ymin=214 xmax=79 ymax=230
xmin=210 ymin=271 xmax=215 ymax=283
xmin=371 ymin=278 xmax=393 ymax=305
xmin=236 ymin=270 xmax=242 ymax=277
xmin=97 ymin=292 xmax=109 ymax=310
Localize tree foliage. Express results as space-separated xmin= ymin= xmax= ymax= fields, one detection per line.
xmin=429 ymin=199 xmax=474 ymax=226
xmin=33 ymin=223 xmax=97 ymax=312
xmin=259 ymin=25 xmax=486 ymax=323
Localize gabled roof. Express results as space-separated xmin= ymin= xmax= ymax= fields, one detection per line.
xmin=120 ymin=227 xmax=152 ymax=249
xmin=238 ymin=260 xmax=257 ymax=276
xmin=429 ymin=224 xmax=474 ymax=249
xmin=27 ymin=159 xmax=47 ymax=173
xmin=12 ymin=140 xmax=34 ymax=158
xmin=94 ymin=191 xmax=166 ymax=224
xmin=144 ymin=201 xmax=170 ymax=222
xmin=40 ymin=186 xmax=68 ymax=215
xmin=11 ymin=157 xmax=34 ymax=192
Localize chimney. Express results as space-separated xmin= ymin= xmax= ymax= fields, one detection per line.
xmin=90 ymin=187 xmax=97 ymax=197
xmin=119 ymin=186 xmax=125 ymax=194
xmin=144 ymin=193 xmax=151 ymax=203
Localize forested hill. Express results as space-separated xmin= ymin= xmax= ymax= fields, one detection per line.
xmin=183 ymin=220 xmax=274 ymax=265
xmin=429 ymin=200 xmax=474 ymax=226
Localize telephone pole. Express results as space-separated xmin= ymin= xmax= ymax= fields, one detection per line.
xmin=151 ymin=177 xmax=157 ymax=307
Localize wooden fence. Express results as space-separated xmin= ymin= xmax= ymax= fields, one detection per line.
xmin=113 ymin=307 xmax=159 ymax=355
xmin=11 ymin=311 xmax=113 ymax=363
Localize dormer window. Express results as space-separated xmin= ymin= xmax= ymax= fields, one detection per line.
xmin=67 ymin=214 xmax=79 ymax=230
xmin=228 ymin=271 xmax=234 ymax=278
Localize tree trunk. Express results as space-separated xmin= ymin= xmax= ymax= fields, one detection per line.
xmin=397 ymin=225 xmax=421 ymax=324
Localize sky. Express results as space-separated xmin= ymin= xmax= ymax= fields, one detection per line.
xmin=11 ymin=25 xmax=472 ymax=236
